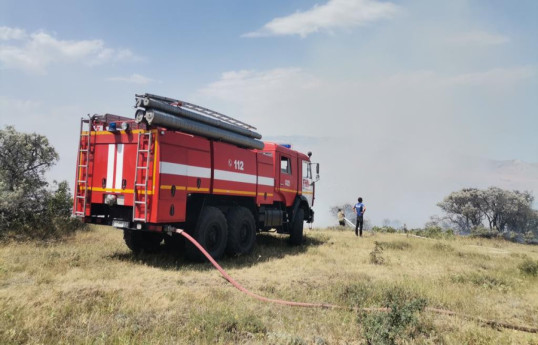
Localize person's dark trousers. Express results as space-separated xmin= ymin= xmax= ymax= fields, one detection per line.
xmin=355 ymin=215 xmax=363 ymax=236
xmin=339 ymin=220 xmax=345 ymax=226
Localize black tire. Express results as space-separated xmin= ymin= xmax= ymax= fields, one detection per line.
xmin=289 ymin=208 xmax=304 ymax=245
xmin=185 ymin=207 xmax=228 ymax=261
xmin=123 ymin=229 xmax=163 ymax=253
xmin=226 ymin=207 xmax=256 ymax=255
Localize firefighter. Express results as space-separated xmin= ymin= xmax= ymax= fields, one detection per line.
xmin=337 ymin=209 xmax=346 ymax=227
xmin=352 ymin=197 xmax=366 ymax=237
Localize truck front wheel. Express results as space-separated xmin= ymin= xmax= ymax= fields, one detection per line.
xmin=226 ymin=207 xmax=256 ymax=255
xmin=123 ymin=229 xmax=163 ymax=253
xmin=185 ymin=207 xmax=228 ymax=261
xmin=289 ymin=208 xmax=304 ymax=245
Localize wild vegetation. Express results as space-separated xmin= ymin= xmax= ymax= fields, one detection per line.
xmin=0 ymin=126 xmax=83 ymax=240
xmin=437 ymin=187 xmax=538 ymax=239
xmin=1 ymin=226 xmax=537 ymax=344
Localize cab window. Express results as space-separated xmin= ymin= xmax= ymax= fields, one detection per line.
xmin=281 ymin=156 xmax=291 ymax=174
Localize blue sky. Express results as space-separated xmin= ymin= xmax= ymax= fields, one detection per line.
xmin=1 ymin=0 xmax=537 ymax=227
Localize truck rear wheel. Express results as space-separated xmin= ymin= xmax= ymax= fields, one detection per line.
xmin=289 ymin=208 xmax=304 ymax=245
xmin=185 ymin=206 xmax=228 ymax=261
xmin=226 ymin=207 xmax=256 ymax=255
xmin=123 ymin=229 xmax=163 ymax=253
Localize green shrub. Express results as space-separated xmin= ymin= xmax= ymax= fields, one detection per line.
xmin=470 ymin=226 xmax=500 ymax=239
xmin=0 ymin=181 xmax=85 ymax=241
xmin=360 ymin=287 xmax=428 ymax=345
xmin=506 ymin=231 xmax=518 ymax=241
xmin=518 ymin=258 xmax=538 ymax=276
xmin=412 ymin=226 xmax=454 ymax=239
xmin=372 ymin=226 xmax=398 ymax=233
xmin=370 ymin=242 xmax=385 ymax=265
xmin=523 ymin=231 xmax=536 ymax=244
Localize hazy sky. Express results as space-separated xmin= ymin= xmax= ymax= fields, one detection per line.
xmin=1 ymin=0 xmax=537 ymax=227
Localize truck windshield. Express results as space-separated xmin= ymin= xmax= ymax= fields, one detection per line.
xmin=302 ymin=160 xmax=312 ymax=179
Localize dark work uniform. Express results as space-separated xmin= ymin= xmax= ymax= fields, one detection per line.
xmin=354 ymin=202 xmax=365 ymax=236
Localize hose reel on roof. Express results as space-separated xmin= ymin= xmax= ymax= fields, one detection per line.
xmin=134 ymin=93 xmax=265 ymax=150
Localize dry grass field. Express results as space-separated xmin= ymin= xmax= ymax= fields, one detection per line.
xmin=1 ymin=226 xmax=537 ymax=344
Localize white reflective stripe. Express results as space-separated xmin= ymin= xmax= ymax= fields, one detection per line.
xmin=114 ymin=144 xmax=124 ymax=189
xmin=160 ymin=162 xmax=187 ymax=176
xmin=258 ymin=176 xmax=274 ymax=187
xmin=160 ymin=162 xmax=275 ymax=186
xmin=106 ymin=144 xmax=115 ymax=189
xmin=160 ymin=162 xmax=211 ymax=179
xmin=214 ymin=169 xmax=257 ymax=184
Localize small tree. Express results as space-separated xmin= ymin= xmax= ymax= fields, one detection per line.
xmin=437 ymin=188 xmax=483 ymax=232
xmin=438 ymin=187 xmax=537 ymax=235
xmin=0 ymin=126 xmax=58 ymax=191
xmin=0 ymin=126 xmax=82 ymax=239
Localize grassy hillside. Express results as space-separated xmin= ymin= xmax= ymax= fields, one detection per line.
xmin=1 ymin=226 xmax=537 ymax=344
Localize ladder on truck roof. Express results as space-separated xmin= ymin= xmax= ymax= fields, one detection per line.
xmin=133 ymin=130 xmax=153 ymax=223
xmin=139 ymin=93 xmax=257 ymax=131
xmin=74 ymin=117 xmax=92 ymax=217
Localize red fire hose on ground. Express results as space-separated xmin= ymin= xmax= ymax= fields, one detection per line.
xmin=174 ymin=229 xmax=537 ymax=334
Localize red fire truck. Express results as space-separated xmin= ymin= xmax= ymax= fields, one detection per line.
xmin=74 ymin=94 xmax=319 ymax=260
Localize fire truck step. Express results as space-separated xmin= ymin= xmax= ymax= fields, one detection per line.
xmin=135 ymin=183 xmax=146 ymax=187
